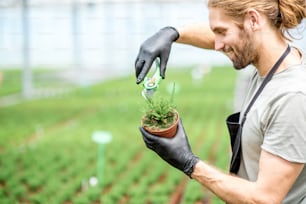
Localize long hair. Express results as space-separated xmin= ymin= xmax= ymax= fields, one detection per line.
xmin=207 ymin=0 xmax=306 ymax=41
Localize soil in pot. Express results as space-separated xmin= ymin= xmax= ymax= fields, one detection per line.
xmin=141 ymin=109 xmax=179 ymax=138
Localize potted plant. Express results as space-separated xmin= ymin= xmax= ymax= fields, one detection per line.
xmin=141 ymin=84 xmax=179 ymax=138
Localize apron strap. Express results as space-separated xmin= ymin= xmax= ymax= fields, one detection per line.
xmin=230 ymin=45 xmax=291 ymax=173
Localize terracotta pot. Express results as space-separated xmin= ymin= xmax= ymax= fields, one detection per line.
xmin=141 ymin=110 xmax=179 ymax=138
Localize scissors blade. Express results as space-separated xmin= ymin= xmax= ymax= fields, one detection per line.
xmin=142 ymin=89 xmax=155 ymax=100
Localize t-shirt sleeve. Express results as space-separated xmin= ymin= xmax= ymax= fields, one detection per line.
xmin=261 ymin=92 xmax=306 ymax=163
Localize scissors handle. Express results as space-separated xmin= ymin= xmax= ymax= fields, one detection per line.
xmin=143 ymin=59 xmax=162 ymax=90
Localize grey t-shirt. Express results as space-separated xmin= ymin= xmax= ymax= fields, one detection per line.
xmin=237 ymin=48 xmax=306 ymax=204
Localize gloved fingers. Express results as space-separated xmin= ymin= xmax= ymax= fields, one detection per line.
xmin=176 ymin=118 xmax=193 ymax=150
xmin=176 ymin=118 xmax=185 ymax=134
xmin=135 ymin=56 xmax=144 ymax=77
xmin=159 ymin=54 xmax=169 ymax=79
xmin=136 ymin=58 xmax=154 ymax=84
xmin=139 ymin=127 xmax=157 ymax=149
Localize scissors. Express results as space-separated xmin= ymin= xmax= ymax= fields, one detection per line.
xmin=141 ymin=59 xmax=163 ymax=100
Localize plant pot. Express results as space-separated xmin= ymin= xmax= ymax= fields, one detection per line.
xmin=141 ymin=110 xmax=179 ymax=138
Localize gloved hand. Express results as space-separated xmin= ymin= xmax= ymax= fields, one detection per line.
xmin=135 ymin=26 xmax=179 ymax=84
xmin=139 ymin=119 xmax=199 ymax=177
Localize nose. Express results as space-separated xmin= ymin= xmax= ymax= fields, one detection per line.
xmin=214 ymin=36 xmax=225 ymax=51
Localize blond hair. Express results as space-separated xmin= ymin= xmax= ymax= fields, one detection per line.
xmin=207 ymin=0 xmax=306 ymax=41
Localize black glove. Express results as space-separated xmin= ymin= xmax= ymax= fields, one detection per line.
xmin=139 ymin=119 xmax=199 ymax=177
xmin=135 ymin=26 xmax=179 ymax=84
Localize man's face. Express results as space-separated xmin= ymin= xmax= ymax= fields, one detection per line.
xmin=209 ymin=7 xmax=258 ymax=69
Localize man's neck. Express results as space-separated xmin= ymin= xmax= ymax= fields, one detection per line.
xmin=254 ymin=39 xmax=289 ymax=77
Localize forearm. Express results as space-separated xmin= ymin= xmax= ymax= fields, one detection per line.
xmin=191 ymin=161 xmax=273 ymax=204
xmin=176 ymin=23 xmax=215 ymax=49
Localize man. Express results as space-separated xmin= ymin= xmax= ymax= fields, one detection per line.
xmin=135 ymin=0 xmax=306 ymax=203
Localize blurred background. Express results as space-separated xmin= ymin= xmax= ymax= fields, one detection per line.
xmin=0 ymin=0 xmax=305 ymax=203
xmin=1 ymin=0 xmax=305 ymax=98
xmin=0 ymin=0 xmax=232 ymax=100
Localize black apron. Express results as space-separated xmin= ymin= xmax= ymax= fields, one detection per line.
xmin=226 ymin=45 xmax=291 ymax=174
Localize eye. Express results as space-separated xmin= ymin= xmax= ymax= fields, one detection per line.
xmin=218 ymin=30 xmax=226 ymax=36
xmin=213 ymin=28 xmax=227 ymax=36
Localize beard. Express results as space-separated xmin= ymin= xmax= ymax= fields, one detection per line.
xmin=226 ymin=29 xmax=258 ymax=70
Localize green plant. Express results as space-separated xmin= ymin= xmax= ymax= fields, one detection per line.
xmin=142 ymin=83 xmax=177 ymax=130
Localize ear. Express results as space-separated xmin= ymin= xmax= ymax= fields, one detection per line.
xmin=244 ymin=9 xmax=261 ymax=31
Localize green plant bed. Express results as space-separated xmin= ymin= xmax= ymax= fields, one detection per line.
xmin=0 ymin=69 xmax=22 ymax=96
xmin=0 ymin=66 xmax=237 ymax=203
